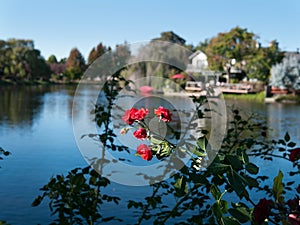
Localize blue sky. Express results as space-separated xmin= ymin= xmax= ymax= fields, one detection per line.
xmin=1 ymin=0 xmax=300 ymax=60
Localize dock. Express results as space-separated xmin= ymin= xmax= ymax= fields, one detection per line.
xmin=185 ymin=81 xmax=263 ymax=95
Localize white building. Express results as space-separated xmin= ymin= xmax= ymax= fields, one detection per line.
xmin=186 ymin=50 xmax=208 ymax=72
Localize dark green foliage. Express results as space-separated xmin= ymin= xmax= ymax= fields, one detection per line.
xmin=32 ymin=167 xmax=120 ymax=224
xmin=0 ymin=39 xmax=51 ymax=82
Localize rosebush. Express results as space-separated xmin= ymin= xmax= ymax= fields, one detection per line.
xmin=33 ymin=72 xmax=300 ymax=225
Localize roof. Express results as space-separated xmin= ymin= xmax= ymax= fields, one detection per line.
xmin=188 ymin=50 xmax=206 ymax=60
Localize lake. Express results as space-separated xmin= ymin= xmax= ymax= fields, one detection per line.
xmin=0 ymin=85 xmax=299 ymax=224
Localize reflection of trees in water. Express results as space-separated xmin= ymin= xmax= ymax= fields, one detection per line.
xmin=0 ymin=86 xmax=44 ymax=127
xmin=0 ymin=85 xmax=76 ymax=127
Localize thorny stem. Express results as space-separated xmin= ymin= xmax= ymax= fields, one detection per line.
xmin=135 ymin=184 xmax=161 ymax=225
xmin=248 ymin=152 xmax=289 ymax=161
xmin=159 ymin=183 xmax=202 ymax=224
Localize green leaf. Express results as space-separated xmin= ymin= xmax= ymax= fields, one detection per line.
xmin=272 ymin=170 xmax=284 ymax=204
xmin=197 ymin=136 xmax=208 ymax=151
xmin=287 ymin=142 xmax=296 ymax=147
xmin=225 ymin=155 xmax=243 ymax=171
xmin=32 ymin=195 xmax=43 ymax=207
xmin=192 ymin=149 xmax=206 ymax=157
xmin=157 ymin=142 xmax=172 ymax=159
xmin=243 ymin=174 xmax=259 ymax=188
xmin=228 ymin=207 xmax=250 ymax=223
xmin=245 ymin=163 xmax=259 ymax=175
xmin=212 ymin=202 xmax=222 ymax=220
xmin=227 ymin=170 xmax=248 ymax=199
xmin=220 ymin=200 xmax=229 ymax=213
xmin=210 ymin=184 xmax=221 ymax=200
xmin=174 ymin=176 xmax=188 ymax=197
xmin=284 ymin=132 xmax=290 ymax=142
xmin=221 ymin=216 xmax=240 ymax=225
xmin=150 ymin=135 xmax=164 ymax=145
xmin=209 ymin=163 xmax=231 ymax=174
xmin=189 ymin=173 xmax=209 ymax=185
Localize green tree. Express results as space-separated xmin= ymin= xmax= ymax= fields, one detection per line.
xmin=204 ymin=27 xmax=283 ymax=82
xmin=65 ymin=48 xmax=86 ymax=80
xmin=47 ymin=55 xmax=58 ymax=64
xmin=0 ymin=39 xmax=51 ymax=81
xmin=205 ymin=26 xmax=257 ymax=72
xmin=25 ymin=49 xmax=51 ymax=80
xmin=246 ymin=40 xmax=284 ymax=82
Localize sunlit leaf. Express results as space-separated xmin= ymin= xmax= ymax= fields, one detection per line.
xmin=272 ymin=170 xmax=284 ymax=204
xmin=210 ymin=184 xmax=221 ymax=200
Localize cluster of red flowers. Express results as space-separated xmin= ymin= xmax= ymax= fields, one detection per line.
xmin=122 ymin=108 xmax=149 ymax=125
xmin=121 ymin=106 xmax=172 ymax=161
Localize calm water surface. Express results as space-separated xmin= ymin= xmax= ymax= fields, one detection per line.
xmin=0 ymin=85 xmax=299 ymax=224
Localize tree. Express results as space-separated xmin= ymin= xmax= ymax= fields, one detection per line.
xmin=88 ymin=43 xmax=106 ymax=65
xmin=46 ymin=54 xmax=66 ymax=78
xmin=205 ymin=27 xmax=257 ymax=72
xmin=47 ymin=55 xmax=58 ymax=64
xmin=0 ymin=39 xmax=51 ymax=81
xmin=153 ymin=31 xmax=186 ymax=45
xmin=65 ymin=48 xmax=86 ymax=80
xmin=245 ymin=40 xmax=284 ymax=81
xmin=25 ymin=49 xmax=51 ymax=80
xmin=203 ymin=27 xmax=283 ymax=82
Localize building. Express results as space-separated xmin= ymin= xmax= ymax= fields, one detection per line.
xmin=186 ymin=50 xmax=208 ymax=72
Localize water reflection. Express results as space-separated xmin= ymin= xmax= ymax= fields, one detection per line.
xmin=0 ymin=85 xmax=76 ymax=129
xmin=0 ymin=86 xmax=43 ymax=127
xmin=266 ymin=103 xmax=300 ymax=141
xmin=225 ymin=98 xmax=300 ymax=143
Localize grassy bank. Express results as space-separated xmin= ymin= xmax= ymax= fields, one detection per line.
xmin=275 ymin=94 xmax=300 ymax=103
xmin=223 ymin=91 xmax=265 ymax=102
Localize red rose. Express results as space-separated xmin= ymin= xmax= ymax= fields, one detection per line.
xmin=253 ymin=198 xmax=273 ymax=224
xmin=137 ymin=144 xmax=153 ymax=161
xmin=289 ymin=148 xmax=300 ymax=162
xmin=122 ymin=108 xmax=138 ymax=125
xmin=133 ymin=108 xmax=149 ymax=121
xmin=133 ymin=128 xmax=147 ymax=140
xmin=122 ymin=108 xmax=149 ymax=125
xmin=154 ymin=106 xmax=172 ymax=122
